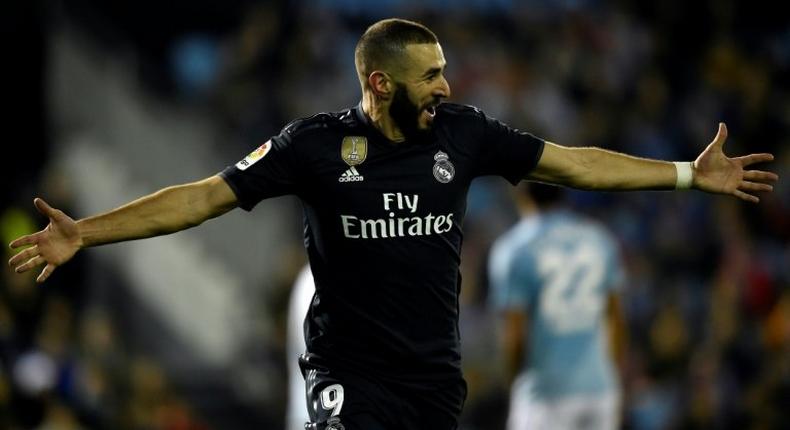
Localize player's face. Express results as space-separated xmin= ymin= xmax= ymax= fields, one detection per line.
xmin=390 ymin=43 xmax=451 ymax=134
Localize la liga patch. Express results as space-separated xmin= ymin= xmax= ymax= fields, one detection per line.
xmin=235 ymin=140 xmax=271 ymax=171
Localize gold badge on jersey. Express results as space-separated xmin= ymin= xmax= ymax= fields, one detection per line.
xmin=341 ymin=136 xmax=368 ymax=166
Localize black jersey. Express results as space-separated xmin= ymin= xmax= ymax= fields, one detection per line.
xmin=221 ymin=103 xmax=544 ymax=381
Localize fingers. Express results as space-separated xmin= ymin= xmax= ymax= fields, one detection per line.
xmin=739 ymin=181 xmax=773 ymax=193
xmin=8 ymin=245 xmax=38 ymax=267
xmin=15 ymin=255 xmax=46 ymax=274
xmin=733 ymin=189 xmax=759 ymax=204
xmin=36 ymin=264 xmax=57 ymax=284
xmin=34 ymin=197 xmax=59 ymax=219
xmin=737 ymin=153 xmax=775 ymax=167
xmin=743 ymin=169 xmax=779 ymax=183
xmin=8 ymin=246 xmax=59 ymax=283
xmin=711 ymin=122 xmax=728 ymax=148
xmin=9 ymin=232 xmax=41 ymax=249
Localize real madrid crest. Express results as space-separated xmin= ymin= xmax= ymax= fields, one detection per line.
xmin=433 ymin=151 xmax=455 ymax=183
xmin=341 ymin=136 xmax=368 ymax=166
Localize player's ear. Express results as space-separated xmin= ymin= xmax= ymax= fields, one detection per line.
xmin=368 ymin=71 xmax=393 ymax=99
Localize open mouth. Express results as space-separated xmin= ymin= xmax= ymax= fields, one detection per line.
xmin=424 ymin=105 xmax=437 ymax=118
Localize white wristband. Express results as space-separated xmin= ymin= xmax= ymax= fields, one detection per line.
xmin=674 ymin=161 xmax=694 ymax=190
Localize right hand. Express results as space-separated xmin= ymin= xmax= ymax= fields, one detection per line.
xmin=8 ymin=198 xmax=83 ymax=283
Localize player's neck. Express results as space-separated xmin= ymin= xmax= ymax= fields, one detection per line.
xmin=362 ymin=93 xmax=406 ymax=143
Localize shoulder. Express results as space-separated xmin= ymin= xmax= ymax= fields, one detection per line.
xmin=434 ymin=103 xmax=490 ymax=148
xmin=436 ymin=103 xmax=487 ymax=125
xmin=278 ymin=108 xmax=356 ymax=144
xmin=491 ymin=218 xmax=540 ymax=267
xmin=435 ymin=102 xmax=520 ymax=142
xmin=437 ymin=102 xmax=484 ymax=117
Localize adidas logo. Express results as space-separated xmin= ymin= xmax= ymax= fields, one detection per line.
xmin=338 ymin=166 xmax=364 ymax=183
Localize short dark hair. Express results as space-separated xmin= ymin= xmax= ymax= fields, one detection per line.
xmin=355 ymin=18 xmax=438 ymax=85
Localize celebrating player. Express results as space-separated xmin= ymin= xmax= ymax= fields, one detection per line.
xmin=8 ymin=18 xmax=777 ymax=430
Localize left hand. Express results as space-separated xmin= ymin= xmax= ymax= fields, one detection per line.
xmin=8 ymin=198 xmax=82 ymax=283
xmin=693 ymin=123 xmax=779 ymax=203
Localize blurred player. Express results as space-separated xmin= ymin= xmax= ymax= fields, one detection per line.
xmin=287 ymin=266 xmax=314 ymax=430
xmin=489 ymin=183 xmax=626 ymax=430
xmin=8 ymin=18 xmax=777 ymax=430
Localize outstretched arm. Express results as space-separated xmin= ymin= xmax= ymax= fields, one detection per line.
xmin=8 ymin=175 xmax=238 ymax=283
xmin=529 ymin=123 xmax=778 ymax=203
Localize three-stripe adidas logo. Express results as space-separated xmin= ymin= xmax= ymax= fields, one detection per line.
xmin=338 ymin=166 xmax=364 ymax=183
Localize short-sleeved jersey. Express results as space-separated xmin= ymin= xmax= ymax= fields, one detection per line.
xmin=221 ymin=103 xmax=544 ymax=381
xmin=489 ymin=209 xmax=624 ymax=398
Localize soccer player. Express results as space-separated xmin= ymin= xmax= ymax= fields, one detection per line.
xmin=489 ymin=183 xmax=626 ymax=430
xmin=8 ymin=18 xmax=777 ymax=430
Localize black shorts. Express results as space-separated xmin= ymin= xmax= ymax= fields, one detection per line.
xmin=299 ymin=354 xmax=467 ymax=430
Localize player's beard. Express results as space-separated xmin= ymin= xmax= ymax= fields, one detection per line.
xmin=389 ymin=82 xmax=432 ymax=142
